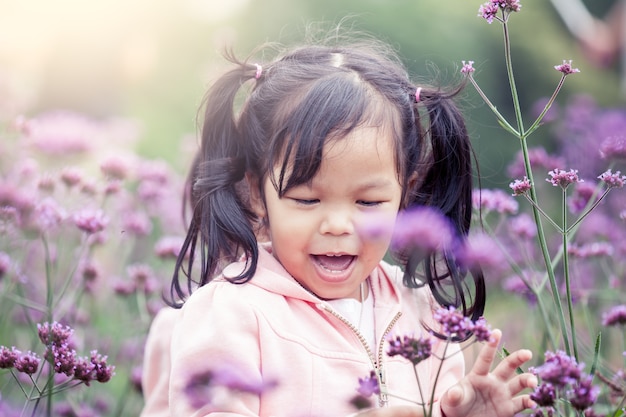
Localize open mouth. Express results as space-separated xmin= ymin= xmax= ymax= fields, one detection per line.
xmin=311 ymin=254 xmax=356 ymax=273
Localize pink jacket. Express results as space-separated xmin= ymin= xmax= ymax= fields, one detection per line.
xmin=141 ymin=245 xmax=464 ymax=417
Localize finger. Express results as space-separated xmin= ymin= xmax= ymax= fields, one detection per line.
xmin=470 ymin=328 xmax=502 ymax=376
xmin=507 ymin=373 xmax=538 ymax=395
xmin=492 ymin=348 xmax=533 ymax=380
xmin=511 ymin=394 xmax=537 ymax=414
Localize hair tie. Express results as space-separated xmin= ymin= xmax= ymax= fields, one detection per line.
xmin=415 ymin=87 xmax=422 ymax=103
xmin=254 ymin=63 xmax=263 ymax=80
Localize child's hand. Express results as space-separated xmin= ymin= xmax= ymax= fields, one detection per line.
xmin=440 ymin=329 xmax=537 ymax=417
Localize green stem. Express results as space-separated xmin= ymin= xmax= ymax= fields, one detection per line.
xmin=501 ymin=17 xmax=571 ymax=355
xmin=521 ymin=194 xmax=563 ymax=233
xmin=561 ymin=189 xmax=578 ymax=361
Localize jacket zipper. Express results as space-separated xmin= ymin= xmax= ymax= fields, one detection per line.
xmin=320 ymin=304 xmax=402 ymax=407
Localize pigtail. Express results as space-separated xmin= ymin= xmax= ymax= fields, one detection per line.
xmin=169 ymin=58 xmax=261 ymax=307
xmin=406 ymin=86 xmax=486 ymax=327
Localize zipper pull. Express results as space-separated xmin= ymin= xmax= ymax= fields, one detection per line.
xmin=377 ymin=367 xmax=388 ymax=407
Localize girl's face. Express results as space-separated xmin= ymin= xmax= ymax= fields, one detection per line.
xmin=260 ymin=126 xmax=403 ymax=300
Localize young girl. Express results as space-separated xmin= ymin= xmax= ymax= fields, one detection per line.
xmin=141 ymin=34 xmax=537 ymax=417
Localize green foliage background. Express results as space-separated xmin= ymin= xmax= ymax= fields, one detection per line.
xmin=3 ymin=0 xmax=621 ymax=185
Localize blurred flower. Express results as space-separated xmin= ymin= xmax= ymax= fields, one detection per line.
xmin=599 ymin=136 xmax=626 ymax=160
xmin=554 ymin=60 xmax=580 ymax=75
xmin=507 ymin=147 xmax=565 ymax=178
xmin=601 ymin=305 xmax=626 ymax=327
xmin=391 ymin=207 xmax=456 ymax=253
xmin=60 ymin=167 xmax=83 ymax=188
xmin=456 ymin=232 xmax=507 ymax=274
xmin=100 ymin=156 xmax=130 ymax=180
xmin=154 ymin=235 xmax=186 ymax=259
xmin=386 ymin=334 xmax=433 ymax=365
xmin=474 ymin=188 xmax=519 ymax=214
xmin=122 ymin=211 xmax=153 ymax=236
xmin=530 ymin=382 xmax=556 ymax=407
xmin=356 ymin=370 xmax=380 ymax=397
xmin=185 ymin=363 xmax=277 ymax=409
xmin=568 ymin=182 xmax=598 ymax=214
xmin=568 ymin=375 xmax=600 ymax=411
xmin=509 ymin=213 xmax=537 ymax=239
xmin=0 ymin=251 xmax=11 ymax=279
xmin=73 ymin=209 xmax=108 ymax=234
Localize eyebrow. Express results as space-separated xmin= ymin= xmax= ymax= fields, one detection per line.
xmin=353 ymin=179 xmax=397 ymax=192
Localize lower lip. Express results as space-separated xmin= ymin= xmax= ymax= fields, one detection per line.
xmin=310 ymin=255 xmax=356 ymax=283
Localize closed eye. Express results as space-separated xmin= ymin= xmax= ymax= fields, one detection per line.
xmin=357 ymin=200 xmax=384 ymax=207
xmin=292 ymin=198 xmax=319 ymax=206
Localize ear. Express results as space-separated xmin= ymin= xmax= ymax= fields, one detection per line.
xmin=246 ymin=173 xmax=267 ymax=220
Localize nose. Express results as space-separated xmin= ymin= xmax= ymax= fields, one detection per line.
xmin=319 ymin=207 xmax=355 ymax=236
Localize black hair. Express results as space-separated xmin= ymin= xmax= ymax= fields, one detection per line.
xmin=168 ymin=34 xmax=485 ymax=332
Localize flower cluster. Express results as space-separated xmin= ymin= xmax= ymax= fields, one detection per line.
xmin=529 ymin=351 xmax=599 ymax=415
xmin=465 ymin=1 xmax=626 ymax=416
xmin=0 ymin=109 xmax=190 ymax=414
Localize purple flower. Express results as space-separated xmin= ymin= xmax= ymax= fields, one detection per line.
xmin=34 ymin=198 xmax=67 ymax=231
xmin=14 ymin=350 xmax=41 ymax=375
xmin=60 ymin=167 xmax=84 ymax=188
xmin=568 ymin=375 xmax=600 ymax=411
xmin=509 ymin=213 xmax=537 ymax=240
xmin=122 ymin=211 xmax=152 ymax=236
xmin=154 ymin=235 xmax=186 ymax=259
xmin=73 ymin=209 xmax=109 ymax=234
xmin=185 ymin=363 xmax=277 ymax=409
xmin=73 ymin=356 xmax=97 ymax=385
xmin=47 ymin=344 xmax=77 ymax=377
xmin=598 ymin=169 xmax=626 ymax=188
xmin=502 ymin=270 xmax=537 ymax=305
xmin=100 ymin=156 xmax=130 ymax=180
xmin=434 ymin=306 xmax=474 ymax=340
xmin=507 ymin=147 xmax=565 ymax=178
xmin=546 ymin=168 xmax=582 ymax=189
xmin=25 ymin=111 xmax=95 ymax=155
xmin=461 ymin=60 xmax=475 ymax=75
xmin=569 ymin=182 xmax=598 ymax=214
xmin=456 ymin=232 xmax=506 ymax=273
xmin=391 ymin=207 xmax=456 ymax=253
xmin=568 ymin=242 xmax=614 ymax=258
xmin=474 ymin=188 xmax=519 ymax=214
xmin=0 ymin=346 xmax=20 ymax=368
xmin=356 ymin=370 xmax=380 ymax=397
xmin=530 ymin=382 xmax=556 ymax=407
xmin=471 ymin=317 xmax=492 ymax=342
xmin=531 ymin=350 xmax=583 ymax=389
xmin=0 ymin=252 xmax=10 ymax=279
xmin=90 ymin=351 xmax=115 ymax=383
xmin=601 ymin=304 xmax=626 ymax=327
xmin=554 ymin=60 xmax=580 ymax=75
xmin=510 ymin=177 xmax=532 ymax=196
xmin=599 ymin=135 xmax=626 ymax=160
xmin=38 ymin=321 xmax=74 ymax=346
xmin=386 ymin=334 xmax=433 ymax=365
xmin=478 ymin=3 xmax=500 ymax=23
